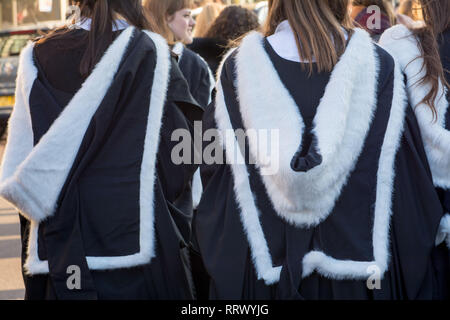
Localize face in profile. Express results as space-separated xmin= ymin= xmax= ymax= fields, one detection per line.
xmin=168 ymin=8 xmax=196 ymax=44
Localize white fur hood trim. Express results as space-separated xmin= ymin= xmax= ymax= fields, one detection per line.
xmin=0 ymin=28 xmax=172 ymax=274
xmin=235 ymin=29 xmax=379 ymax=227
xmin=435 ymin=214 xmax=450 ymax=248
xmin=380 ymin=25 xmax=450 ymax=189
xmin=214 ymin=29 xmax=408 ymax=284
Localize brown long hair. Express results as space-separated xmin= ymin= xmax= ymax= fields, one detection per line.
xmin=36 ymin=0 xmax=152 ymax=77
xmin=352 ymin=0 xmax=396 ymax=25
xmin=413 ymin=0 xmax=449 ymax=117
xmin=144 ymin=0 xmax=194 ymax=45
xmin=264 ymin=0 xmax=353 ymax=74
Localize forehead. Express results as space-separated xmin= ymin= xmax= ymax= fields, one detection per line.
xmin=177 ymin=8 xmax=192 ymax=14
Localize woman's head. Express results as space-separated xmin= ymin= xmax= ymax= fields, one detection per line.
xmin=144 ymin=0 xmax=195 ymax=44
xmin=193 ymin=3 xmax=224 ymax=37
xmin=418 ymin=0 xmax=450 ymax=32
xmin=205 ymin=5 xmax=260 ymax=42
xmin=264 ymin=0 xmax=352 ymax=73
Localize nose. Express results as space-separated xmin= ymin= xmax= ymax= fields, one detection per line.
xmin=190 ymin=17 xmax=196 ymax=28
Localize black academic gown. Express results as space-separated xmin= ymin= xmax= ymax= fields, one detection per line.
xmin=380 ymin=25 xmax=450 ymax=298
xmin=174 ymin=43 xmax=214 ymax=108
xmin=436 ymin=29 xmax=450 ymax=219
xmin=195 ymin=29 xmax=449 ymax=300
xmin=172 ymin=43 xmax=214 ymax=301
xmin=188 ymin=37 xmax=228 ymax=76
xmin=0 ymin=27 xmax=202 ymax=300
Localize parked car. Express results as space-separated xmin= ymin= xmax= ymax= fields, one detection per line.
xmin=0 ymin=22 xmax=63 ymax=138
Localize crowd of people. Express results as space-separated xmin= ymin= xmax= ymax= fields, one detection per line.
xmin=0 ymin=0 xmax=448 ymax=300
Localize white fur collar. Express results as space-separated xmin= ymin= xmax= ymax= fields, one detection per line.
xmin=380 ymin=25 xmax=450 ymax=189
xmin=214 ymin=29 xmax=408 ymax=283
xmin=235 ymin=29 xmax=378 ymax=227
xmin=172 ymin=42 xmax=184 ymax=59
xmin=267 ymin=20 xmax=349 ymax=63
xmin=74 ymin=17 xmax=130 ymax=31
xmin=0 ymin=28 xmax=172 ymax=274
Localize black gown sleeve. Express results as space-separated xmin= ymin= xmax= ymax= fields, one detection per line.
xmin=382 ymin=104 xmax=449 ymax=299
xmin=194 ymin=55 xmax=251 ymax=299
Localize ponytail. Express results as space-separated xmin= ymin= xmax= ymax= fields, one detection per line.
xmin=80 ymin=0 xmax=113 ymax=76
xmin=37 ymin=0 xmax=153 ymax=77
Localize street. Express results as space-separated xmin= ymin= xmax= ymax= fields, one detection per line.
xmin=0 ymin=140 xmax=25 ymax=300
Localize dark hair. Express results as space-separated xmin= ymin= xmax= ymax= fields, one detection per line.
xmin=205 ymin=5 xmax=260 ymax=43
xmin=413 ymin=0 xmax=450 ymax=118
xmin=264 ymin=0 xmax=353 ymax=74
xmin=37 ymin=0 xmax=153 ymax=77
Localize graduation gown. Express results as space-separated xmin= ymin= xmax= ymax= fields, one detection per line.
xmin=380 ymin=25 xmax=450 ymax=263
xmin=195 ymin=28 xmax=448 ymax=300
xmin=172 ymin=42 xmax=215 ymax=300
xmin=0 ymin=27 xmax=202 ymax=299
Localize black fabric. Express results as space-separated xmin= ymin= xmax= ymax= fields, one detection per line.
xmin=178 ymin=46 xmax=211 ymax=109
xmin=188 ymin=37 xmax=228 ymax=76
xmin=19 ymin=29 xmax=202 ymax=300
xmin=438 ymin=29 xmax=450 ymax=130
xmin=195 ymin=40 xmax=449 ymax=299
xmin=175 ymin=46 xmax=212 ymax=300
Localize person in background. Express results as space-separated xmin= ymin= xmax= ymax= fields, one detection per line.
xmin=193 ymin=3 xmax=224 ymax=38
xmin=350 ymin=0 xmax=396 ymax=41
xmin=380 ymin=0 xmax=450 ymax=298
xmin=195 ymin=0 xmax=448 ymax=299
xmin=145 ymin=0 xmax=214 ymax=301
xmin=397 ymin=0 xmax=424 ymax=20
xmin=0 ymin=0 xmax=202 ymax=300
xmin=189 ymin=5 xmax=260 ymax=75
xmin=145 ymin=0 xmax=213 ymax=111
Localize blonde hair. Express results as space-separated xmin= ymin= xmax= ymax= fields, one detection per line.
xmin=193 ymin=3 xmax=224 ymax=37
xmin=397 ymin=0 xmax=424 ymax=20
xmin=144 ymin=0 xmax=194 ymax=44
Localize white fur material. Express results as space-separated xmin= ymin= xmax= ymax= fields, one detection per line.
xmin=214 ymin=30 xmax=408 ymax=283
xmin=435 ymin=214 xmax=450 ymax=248
xmin=172 ymin=41 xmax=184 ymax=60
xmin=235 ymin=30 xmax=378 ymax=227
xmin=380 ymin=25 xmax=450 ymax=189
xmin=215 ymin=52 xmax=282 ymax=284
xmin=0 ymin=28 xmax=172 ymax=274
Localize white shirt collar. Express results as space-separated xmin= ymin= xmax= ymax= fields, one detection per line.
xmin=74 ymin=18 xmax=129 ymax=31
xmin=267 ymin=20 xmax=348 ymax=63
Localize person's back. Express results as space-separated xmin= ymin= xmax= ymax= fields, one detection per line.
xmin=380 ymin=0 xmax=450 ymax=287
xmin=0 ymin=0 xmax=202 ymax=300
xmin=195 ymin=0 xmax=448 ymax=300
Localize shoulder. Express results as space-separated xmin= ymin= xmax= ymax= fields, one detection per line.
xmin=181 ymin=47 xmax=210 ymax=71
xmin=379 ymin=25 xmax=421 ymax=69
xmin=374 ymin=43 xmax=396 ymax=90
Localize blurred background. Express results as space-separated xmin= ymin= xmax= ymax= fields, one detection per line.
xmin=0 ymin=0 xmax=424 ymax=300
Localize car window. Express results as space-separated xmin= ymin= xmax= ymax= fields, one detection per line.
xmin=0 ymin=34 xmax=37 ymax=58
